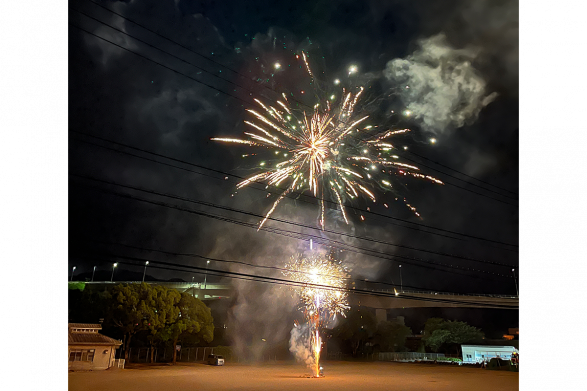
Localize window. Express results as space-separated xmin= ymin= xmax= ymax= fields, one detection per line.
xmin=69 ymin=349 xmax=95 ymax=362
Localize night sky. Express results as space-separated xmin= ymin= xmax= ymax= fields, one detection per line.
xmin=68 ymin=0 xmax=519 ymax=299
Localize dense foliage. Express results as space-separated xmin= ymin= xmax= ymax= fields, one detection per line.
xmin=69 ymin=283 xmax=214 ymax=363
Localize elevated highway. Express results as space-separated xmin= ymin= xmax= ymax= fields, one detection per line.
xmin=75 ymin=282 xmax=517 ymax=309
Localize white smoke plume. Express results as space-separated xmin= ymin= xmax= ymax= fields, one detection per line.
xmin=289 ymin=322 xmax=316 ymax=372
xmin=384 ymin=33 xmax=497 ymax=135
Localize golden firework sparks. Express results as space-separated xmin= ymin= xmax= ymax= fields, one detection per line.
xmin=211 ymin=52 xmax=443 ymax=228
xmin=284 ymin=253 xmax=349 ymax=377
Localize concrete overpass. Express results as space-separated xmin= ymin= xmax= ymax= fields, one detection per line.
xmin=350 ymin=290 xmax=518 ymax=310
xmin=78 ymin=281 xmax=232 ymax=300
xmin=75 ymin=282 xmax=518 ymax=309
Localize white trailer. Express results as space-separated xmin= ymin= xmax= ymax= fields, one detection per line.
xmin=461 ymin=345 xmax=519 ymax=364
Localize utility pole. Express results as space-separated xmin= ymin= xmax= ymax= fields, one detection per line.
xmin=70 ymin=266 xmax=76 ymax=282
xmin=111 ymin=263 xmax=117 ymax=282
xmin=142 ymin=261 xmax=149 ymax=282
xmin=204 ymin=260 xmax=210 ymax=291
xmin=91 ymin=266 xmax=96 ymax=282
xmin=399 ymin=265 xmax=402 ymax=293
xmin=512 ymin=268 xmax=518 ymax=297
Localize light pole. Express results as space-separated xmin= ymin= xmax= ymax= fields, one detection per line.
xmin=204 ymin=260 xmax=210 ymax=290
xmin=142 ymin=261 xmax=149 ymax=282
xmin=91 ymin=266 xmax=96 ymax=282
xmin=70 ymin=266 xmax=76 ymax=282
xmin=111 ymin=263 xmax=118 ymax=282
xmin=512 ymin=268 xmax=518 ymax=297
xmin=399 ymin=265 xmax=402 ymax=292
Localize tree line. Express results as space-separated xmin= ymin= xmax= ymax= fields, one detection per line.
xmin=329 ymin=307 xmax=484 ymax=356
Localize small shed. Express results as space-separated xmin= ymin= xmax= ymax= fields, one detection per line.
xmin=68 ymin=323 xmax=122 ymax=370
xmin=461 ymin=344 xmax=519 ymax=364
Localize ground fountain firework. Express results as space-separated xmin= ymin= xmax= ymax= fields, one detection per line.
xmin=284 ymin=253 xmax=349 ymax=377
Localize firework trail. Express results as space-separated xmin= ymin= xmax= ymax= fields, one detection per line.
xmin=212 ymin=52 xmax=443 ymax=229
xmin=284 ymin=253 xmax=349 ymax=377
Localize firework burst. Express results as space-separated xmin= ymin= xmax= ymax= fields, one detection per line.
xmin=212 ymin=52 xmax=443 ymax=229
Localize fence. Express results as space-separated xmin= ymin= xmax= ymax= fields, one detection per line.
xmin=378 ymin=352 xmax=445 ymax=362
xmin=126 ymin=347 xmax=279 ymax=364
xmin=128 ymin=347 xmax=227 ymax=363
xmin=113 ymin=359 xmax=125 ymax=369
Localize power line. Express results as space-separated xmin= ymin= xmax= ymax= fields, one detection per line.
xmin=78 ymin=0 xmax=519 ymax=201
xmin=70 ymin=131 xmax=519 ymax=249
xmin=82 ymin=237 xmax=515 ymax=293
xmin=70 ymin=172 xmax=515 ymax=269
xmin=69 ymin=15 xmax=519 ymax=256
xmin=73 ymin=253 xmax=518 ymax=308
xmin=406 ymin=149 xmax=519 ymax=196
xmin=69 ymin=175 xmax=516 ymax=280
xmin=70 ymin=18 xmax=520 ymax=211
xmin=69 ymin=23 xmax=256 ymax=107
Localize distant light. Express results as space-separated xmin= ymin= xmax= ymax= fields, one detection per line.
xmin=207 ymin=260 xmax=210 ymax=264
xmin=145 ymin=261 xmax=149 ymax=265
xmin=334 ymin=79 xmax=340 ymax=85
xmin=301 ymin=90 xmax=305 ymax=94
xmin=113 ymin=263 xmax=118 ymax=267
xmin=403 ymin=146 xmax=408 ymax=150
xmin=371 ymin=165 xmax=377 ymax=170
xmin=430 ymin=138 xmax=437 ymax=144
xmin=405 ymin=85 xmax=410 ymax=89
xmin=348 ymin=65 xmax=358 ymax=75
xmin=274 ymin=62 xmax=281 ymax=69
xmin=403 ymin=110 xmax=412 ymax=117
xmin=260 ymin=162 xmax=266 ymax=166
xmin=330 ymin=94 xmax=336 ymax=100
xmin=362 ymin=149 xmax=368 ymax=154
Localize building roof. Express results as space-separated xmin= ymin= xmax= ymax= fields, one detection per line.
xmin=68 ymin=323 xmax=102 ymax=330
xmin=68 ymin=324 xmax=121 ymax=346
xmin=68 ymin=332 xmax=122 ymax=346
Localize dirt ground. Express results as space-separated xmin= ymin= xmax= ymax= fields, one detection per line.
xmin=69 ymin=361 xmax=518 ymax=391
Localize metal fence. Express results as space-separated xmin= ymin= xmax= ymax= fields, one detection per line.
xmin=126 ymin=347 xmax=279 ymax=364
xmin=378 ymin=352 xmax=446 ymax=362
xmin=128 ymin=347 xmax=228 ymax=363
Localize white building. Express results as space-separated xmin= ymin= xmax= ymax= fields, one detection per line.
xmin=461 ymin=345 xmax=519 ymax=364
xmin=68 ymin=323 xmax=122 ymax=370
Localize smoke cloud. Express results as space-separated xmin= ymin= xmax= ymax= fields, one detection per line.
xmin=383 ymin=33 xmax=497 ymax=135
xmin=289 ymin=322 xmax=316 ymax=373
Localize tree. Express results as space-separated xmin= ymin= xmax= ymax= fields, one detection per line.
xmin=155 ymin=293 xmax=214 ymax=363
xmin=104 ymin=283 xmax=156 ymax=362
xmin=333 ymin=307 xmax=377 ymax=356
xmin=422 ymin=318 xmax=484 ymax=354
xmin=373 ymin=320 xmax=412 ymax=352
xmin=144 ymin=285 xmax=181 ymax=363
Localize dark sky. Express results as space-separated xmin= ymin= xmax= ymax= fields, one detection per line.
xmin=68 ymin=0 xmax=519 ymax=297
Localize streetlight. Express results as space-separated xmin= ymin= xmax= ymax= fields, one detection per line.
xmin=142 ymin=261 xmax=149 ymax=282
xmin=70 ymin=266 xmax=76 ymax=282
xmin=512 ymin=268 xmax=518 ymax=297
xmin=111 ymin=263 xmax=118 ymax=282
xmin=399 ymin=265 xmax=402 ymax=293
xmin=91 ymin=266 xmax=96 ymax=282
xmin=204 ymin=260 xmax=210 ymax=291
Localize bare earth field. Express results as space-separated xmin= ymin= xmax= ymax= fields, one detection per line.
xmin=69 ymin=361 xmax=518 ymax=391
